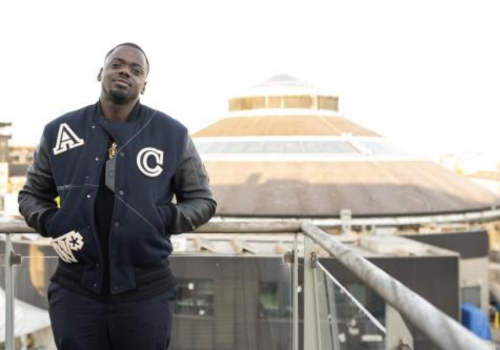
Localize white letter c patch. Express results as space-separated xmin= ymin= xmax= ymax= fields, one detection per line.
xmin=137 ymin=147 xmax=164 ymax=177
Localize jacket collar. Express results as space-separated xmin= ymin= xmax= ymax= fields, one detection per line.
xmin=95 ymin=100 xmax=142 ymax=124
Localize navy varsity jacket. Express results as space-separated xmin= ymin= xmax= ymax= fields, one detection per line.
xmin=18 ymin=102 xmax=217 ymax=294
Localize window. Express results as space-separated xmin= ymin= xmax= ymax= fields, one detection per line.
xmin=267 ymin=96 xmax=282 ymax=108
xmin=195 ymin=140 xmax=360 ymax=155
xmin=283 ymin=95 xmax=313 ymax=109
xmin=228 ymin=98 xmax=242 ymax=111
xmin=258 ymin=282 xmax=292 ymax=319
xmin=462 ymin=286 xmax=481 ymax=308
xmin=318 ymin=96 xmax=338 ymax=111
xmin=359 ymin=141 xmax=407 ymax=156
xmin=228 ymin=97 xmax=266 ymax=111
xmin=303 ymin=141 xmax=358 ymax=154
xmin=175 ymin=279 xmax=214 ymax=316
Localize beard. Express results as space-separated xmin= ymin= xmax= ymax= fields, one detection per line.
xmin=107 ymin=88 xmax=130 ymax=105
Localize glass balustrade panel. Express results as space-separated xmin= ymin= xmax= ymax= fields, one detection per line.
xmin=315 ymin=262 xmax=386 ymax=350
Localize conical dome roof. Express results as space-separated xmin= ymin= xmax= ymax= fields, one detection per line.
xmin=193 ymin=76 xmax=500 ymax=218
xmin=258 ymin=74 xmax=309 ymax=87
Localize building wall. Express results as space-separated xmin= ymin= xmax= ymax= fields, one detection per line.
xmin=0 ymin=136 xmax=9 ymax=163
xmin=405 ymin=230 xmax=490 ymax=314
xmin=460 ymin=257 xmax=489 ymax=314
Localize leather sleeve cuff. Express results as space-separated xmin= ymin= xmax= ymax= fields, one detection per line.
xmin=38 ymin=209 xmax=57 ymax=237
xmin=159 ymin=203 xmax=178 ymax=235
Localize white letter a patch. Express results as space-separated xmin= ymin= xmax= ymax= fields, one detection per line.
xmin=53 ymin=123 xmax=85 ymax=155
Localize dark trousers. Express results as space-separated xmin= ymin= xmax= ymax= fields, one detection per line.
xmin=48 ymin=282 xmax=175 ymax=350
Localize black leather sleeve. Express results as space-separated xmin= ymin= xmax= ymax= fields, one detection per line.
xmin=18 ymin=133 xmax=58 ymax=237
xmin=167 ymin=135 xmax=217 ymax=234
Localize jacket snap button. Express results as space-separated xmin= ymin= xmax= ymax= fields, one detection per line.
xmin=91 ymin=125 xmax=95 ymax=129
xmin=86 ymin=194 xmax=91 ymax=199
xmin=95 ymin=157 xmax=99 ymax=162
xmin=93 ymin=283 xmax=97 ymax=288
xmin=120 ymin=152 xmax=125 ymax=157
xmin=118 ymin=190 xmax=124 ymax=196
xmin=114 ymin=222 xmax=120 ymax=227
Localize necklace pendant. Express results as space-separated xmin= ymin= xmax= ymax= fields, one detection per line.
xmin=109 ymin=142 xmax=117 ymax=160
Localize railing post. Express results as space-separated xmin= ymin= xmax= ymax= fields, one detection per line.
xmin=386 ymin=304 xmax=413 ymax=350
xmin=304 ymin=236 xmax=320 ymax=350
xmin=292 ymin=233 xmax=299 ymax=350
xmin=5 ymin=234 xmax=15 ymax=350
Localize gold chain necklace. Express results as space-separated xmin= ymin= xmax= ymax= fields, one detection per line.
xmin=108 ymin=141 xmax=117 ymax=160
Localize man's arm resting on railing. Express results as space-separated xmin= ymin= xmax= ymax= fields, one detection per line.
xmin=18 ymin=133 xmax=58 ymax=237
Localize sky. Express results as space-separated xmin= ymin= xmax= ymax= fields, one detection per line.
xmin=2 ymin=0 xmax=500 ymax=158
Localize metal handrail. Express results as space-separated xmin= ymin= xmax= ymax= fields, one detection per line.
xmin=1 ymin=220 xmax=492 ymax=349
xmin=302 ymin=222 xmax=490 ymax=350
xmin=0 ymin=221 xmax=303 ymax=234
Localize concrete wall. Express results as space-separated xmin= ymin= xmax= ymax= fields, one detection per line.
xmin=460 ymin=257 xmax=489 ymax=314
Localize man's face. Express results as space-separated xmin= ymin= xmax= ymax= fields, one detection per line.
xmin=98 ymin=46 xmax=148 ymax=105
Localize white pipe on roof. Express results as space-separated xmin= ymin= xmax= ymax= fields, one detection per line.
xmin=210 ymin=208 xmax=500 ymax=227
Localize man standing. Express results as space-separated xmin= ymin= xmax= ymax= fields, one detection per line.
xmin=18 ymin=43 xmax=217 ymax=350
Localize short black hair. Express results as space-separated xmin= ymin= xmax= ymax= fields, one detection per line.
xmin=105 ymin=43 xmax=150 ymax=73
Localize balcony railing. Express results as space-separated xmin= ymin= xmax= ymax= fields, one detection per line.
xmin=0 ymin=221 xmax=492 ymax=350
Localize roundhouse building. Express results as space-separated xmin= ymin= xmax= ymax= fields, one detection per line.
xmin=193 ymin=75 xmax=500 ymax=230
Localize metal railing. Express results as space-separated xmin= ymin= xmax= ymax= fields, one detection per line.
xmin=1 ymin=221 xmax=492 ymax=350
xmin=300 ymin=222 xmax=490 ymax=350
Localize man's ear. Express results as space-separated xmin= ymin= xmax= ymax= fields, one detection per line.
xmin=141 ymin=81 xmax=147 ymax=95
xmin=97 ymin=68 xmax=103 ymax=82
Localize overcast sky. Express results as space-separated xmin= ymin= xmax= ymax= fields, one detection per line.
xmin=2 ymin=0 xmax=500 ymax=157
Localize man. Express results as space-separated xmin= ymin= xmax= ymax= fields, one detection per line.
xmin=18 ymin=43 xmax=217 ymax=350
